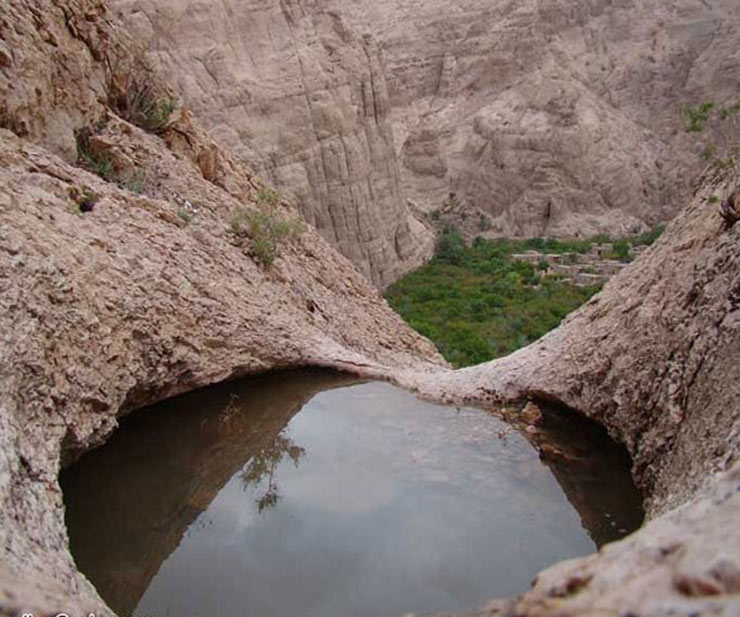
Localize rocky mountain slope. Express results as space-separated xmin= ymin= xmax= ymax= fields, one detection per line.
xmin=0 ymin=0 xmax=442 ymax=611
xmin=349 ymin=0 xmax=740 ymax=236
xmin=112 ymin=0 xmax=739 ymax=258
xmin=110 ymin=0 xmax=435 ymax=286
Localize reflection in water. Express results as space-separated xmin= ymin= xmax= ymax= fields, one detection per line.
xmin=61 ymin=371 xmax=643 ymax=617
xmin=240 ymin=429 xmax=305 ymax=513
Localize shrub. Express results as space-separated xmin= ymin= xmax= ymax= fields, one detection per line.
xmin=76 ymin=129 xmax=146 ymax=193
xmin=230 ymin=205 xmax=303 ymax=267
xmin=256 ymin=187 xmax=280 ymax=206
xmin=611 ymin=239 xmax=632 ymax=262
xmin=435 ymin=226 xmax=466 ymax=265
xmin=177 ymin=207 xmax=193 ymax=224
xmin=76 ymin=130 xmax=116 ymax=182
xmin=118 ymin=169 xmax=146 ymax=194
xmin=111 ymin=77 xmax=176 ymax=133
xmin=632 ymin=225 xmax=664 ymax=247
xmin=683 ymin=101 xmax=715 ymax=133
xmin=682 ymin=99 xmax=740 ymax=173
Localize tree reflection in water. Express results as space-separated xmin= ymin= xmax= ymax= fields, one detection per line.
xmin=240 ymin=430 xmax=305 ymax=513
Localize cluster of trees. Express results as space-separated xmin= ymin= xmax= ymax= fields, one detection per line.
xmin=385 ymin=227 xmax=663 ymax=367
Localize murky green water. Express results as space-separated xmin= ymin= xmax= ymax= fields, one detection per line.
xmin=61 ymin=369 xmax=642 ymax=617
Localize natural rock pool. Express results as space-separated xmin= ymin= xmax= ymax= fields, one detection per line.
xmin=61 ymin=369 xmax=643 ymax=617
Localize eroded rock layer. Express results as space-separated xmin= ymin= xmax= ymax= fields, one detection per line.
xmin=110 ymin=0 xmax=434 ymax=286
xmin=113 ymin=0 xmax=740 ymax=243
xmin=351 ymin=0 xmax=740 ymax=236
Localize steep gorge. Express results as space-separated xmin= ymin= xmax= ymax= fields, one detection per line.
xmin=112 ymin=0 xmax=740 ymax=257
xmin=0 ymin=0 xmax=739 ymax=615
xmin=110 ymin=0 xmax=435 ymax=286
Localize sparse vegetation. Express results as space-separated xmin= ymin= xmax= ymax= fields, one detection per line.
xmin=230 ymin=209 xmax=248 ymax=234
xmin=76 ymin=130 xmax=115 ymax=181
xmin=256 ymin=187 xmax=280 ymax=206
xmin=118 ymin=169 xmax=146 ymax=194
xmin=683 ymin=101 xmax=715 ymax=133
xmin=75 ymin=129 xmax=146 ymax=193
xmin=683 ymin=99 xmax=740 ymax=175
xmin=230 ymin=195 xmax=304 ymax=267
xmin=631 ymin=224 xmax=665 ymax=247
xmin=177 ymin=207 xmax=193 ymax=224
xmin=106 ymin=65 xmax=177 ymax=133
xmin=103 ymin=52 xmax=178 ymax=133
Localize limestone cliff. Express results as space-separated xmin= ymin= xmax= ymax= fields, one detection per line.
xmin=112 ymin=0 xmax=740 ymax=242
xmin=109 ymin=0 xmax=434 ymax=286
xmin=347 ymin=0 xmax=740 ymax=237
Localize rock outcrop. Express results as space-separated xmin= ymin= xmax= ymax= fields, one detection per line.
xmin=0 ymin=122 xmax=443 ymax=614
xmin=112 ymin=0 xmax=740 ymax=242
xmin=0 ymin=1 xmax=443 ymax=612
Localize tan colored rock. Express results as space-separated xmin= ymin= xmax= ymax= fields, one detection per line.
xmin=111 ymin=0 xmax=740 ymax=244
xmin=0 ymin=1 xmax=444 ymax=609
xmin=109 ymin=0 xmax=434 ymax=286
xmin=521 ymin=401 xmax=543 ymax=426
xmin=346 ymin=0 xmax=740 ymax=236
xmin=0 ymin=117 xmax=443 ymax=614
xmin=1 ymin=0 xmax=739 ymax=615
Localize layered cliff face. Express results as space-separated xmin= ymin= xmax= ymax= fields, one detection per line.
xmin=345 ymin=0 xmax=740 ymax=236
xmin=108 ymin=0 xmax=434 ymax=286
xmin=113 ymin=0 xmax=740 ymax=246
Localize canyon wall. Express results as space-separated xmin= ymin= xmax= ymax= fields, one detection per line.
xmin=113 ymin=0 xmax=740 ymax=246
xmin=0 ymin=0 xmax=739 ymax=615
xmin=110 ymin=0 xmax=434 ymax=286
xmin=0 ymin=0 xmax=443 ymax=611
xmin=348 ymin=0 xmax=740 ymax=237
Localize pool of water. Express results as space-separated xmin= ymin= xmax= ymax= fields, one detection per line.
xmin=61 ymin=369 xmax=642 ymax=617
